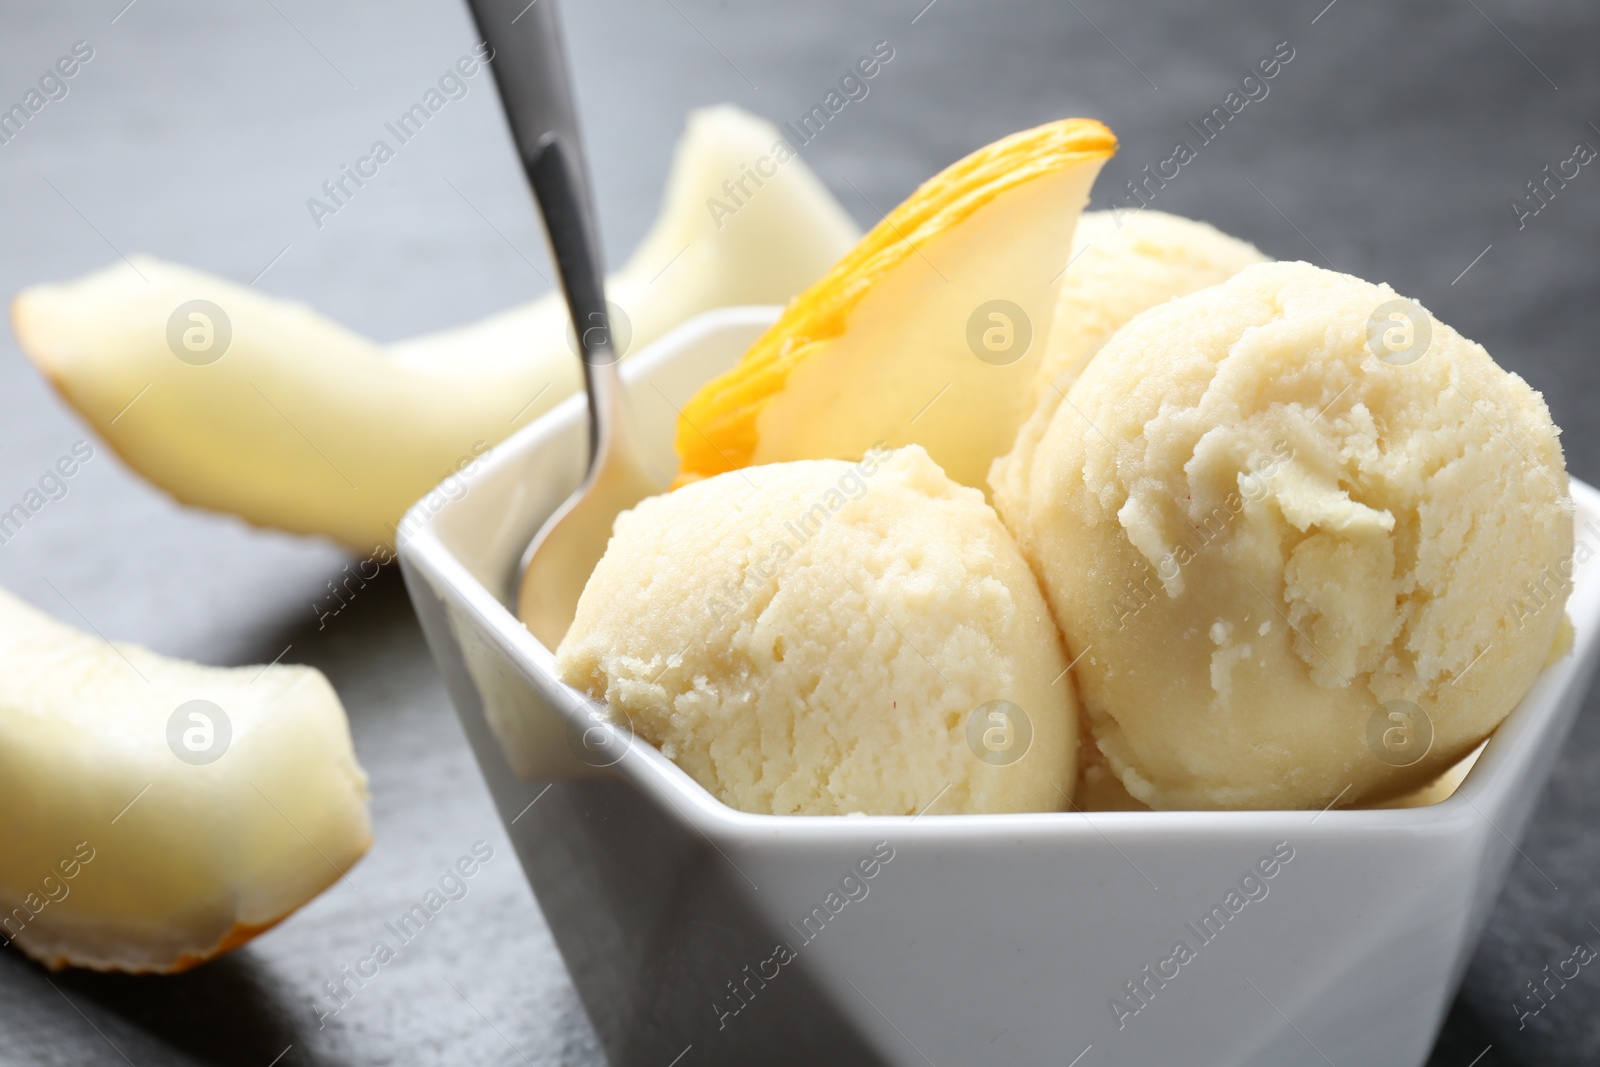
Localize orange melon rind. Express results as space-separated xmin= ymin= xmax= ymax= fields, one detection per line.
xmin=675 ymin=118 xmax=1117 ymax=482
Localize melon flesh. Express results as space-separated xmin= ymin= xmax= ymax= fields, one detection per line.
xmin=0 ymin=588 xmax=371 ymax=973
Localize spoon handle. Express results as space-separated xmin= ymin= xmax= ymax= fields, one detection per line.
xmin=464 ymin=0 xmax=621 ymax=462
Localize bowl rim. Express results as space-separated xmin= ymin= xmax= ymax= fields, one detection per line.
xmin=399 ymin=304 xmax=1600 ymax=843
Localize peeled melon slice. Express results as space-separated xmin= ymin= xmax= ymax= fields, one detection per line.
xmin=674 ymin=118 xmax=1116 ymax=489
xmin=0 ymin=588 xmax=370 ymax=973
xmin=10 ymin=105 xmax=859 ymax=551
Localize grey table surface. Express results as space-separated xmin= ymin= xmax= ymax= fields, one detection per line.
xmin=1 ymin=0 xmax=1597 ymax=1064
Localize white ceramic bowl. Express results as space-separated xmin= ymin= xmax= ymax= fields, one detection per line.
xmin=398 ymin=306 xmax=1600 ymax=1067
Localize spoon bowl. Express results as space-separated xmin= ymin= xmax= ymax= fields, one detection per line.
xmin=516 ymin=357 xmax=661 ymax=649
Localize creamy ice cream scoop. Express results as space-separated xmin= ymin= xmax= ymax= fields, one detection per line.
xmin=1001 ymin=260 xmax=1572 ymax=810
xmin=991 ymin=210 xmax=1266 ymax=543
xmin=557 ymin=445 xmax=1077 ymax=815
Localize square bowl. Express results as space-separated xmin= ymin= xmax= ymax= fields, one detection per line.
xmin=398 ymin=306 xmax=1600 ymax=1067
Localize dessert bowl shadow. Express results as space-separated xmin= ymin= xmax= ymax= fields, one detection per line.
xmin=398 ymin=305 xmax=1600 ymax=1067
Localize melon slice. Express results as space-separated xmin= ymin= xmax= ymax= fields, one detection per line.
xmin=674 ymin=118 xmax=1116 ymax=489
xmin=0 ymin=588 xmax=370 ymax=973
xmin=10 ymin=105 xmax=859 ymax=551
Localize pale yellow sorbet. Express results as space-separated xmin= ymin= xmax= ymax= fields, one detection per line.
xmin=557 ymin=445 xmax=1077 ymax=816
xmin=991 ymin=210 xmax=1266 ymax=543
xmin=1002 ymin=260 xmax=1572 ymax=810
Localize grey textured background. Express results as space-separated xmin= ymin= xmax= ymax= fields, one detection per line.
xmin=1 ymin=0 xmax=1597 ymax=1064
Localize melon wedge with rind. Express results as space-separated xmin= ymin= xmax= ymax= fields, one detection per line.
xmin=674 ymin=118 xmax=1116 ymax=490
xmin=10 ymin=105 xmax=859 ymax=552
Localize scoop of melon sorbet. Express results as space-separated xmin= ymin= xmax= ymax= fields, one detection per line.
xmin=991 ymin=209 xmax=1267 ymax=549
xmin=1000 ymin=260 xmax=1572 ymax=810
xmin=557 ymin=445 xmax=1077 ymax=816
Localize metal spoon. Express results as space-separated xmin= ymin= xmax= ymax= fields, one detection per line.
xmin=465 ymin=0 xmax=663 ymax=650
